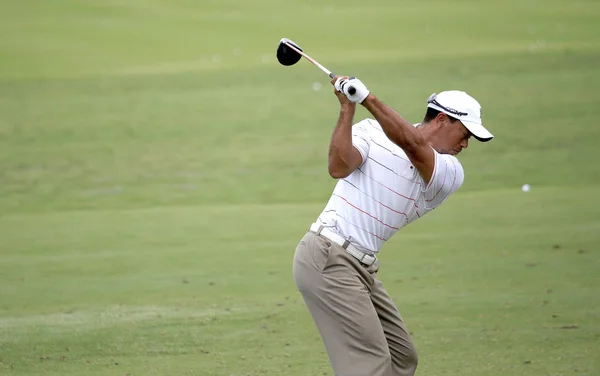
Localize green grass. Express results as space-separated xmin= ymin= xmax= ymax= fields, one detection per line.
xmin=1 ymin=0 xmax=599 ymax=375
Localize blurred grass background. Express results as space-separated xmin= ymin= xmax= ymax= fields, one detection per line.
xmin=1 ymin=0 xmax=599 ymax=375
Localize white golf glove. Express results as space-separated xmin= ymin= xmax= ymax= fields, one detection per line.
xmin=335 ymin=77 xmax=370 ymax=104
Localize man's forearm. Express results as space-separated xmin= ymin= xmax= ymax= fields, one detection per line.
xmin=362 ymin=94 xmax=425 ymax=154
xmin=328 ymin=104 xmax=356 ymax=178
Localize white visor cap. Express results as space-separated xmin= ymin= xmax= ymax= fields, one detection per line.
xmin=426 ymin=91 xmax=493 ymax=142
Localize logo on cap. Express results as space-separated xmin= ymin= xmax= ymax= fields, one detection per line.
xmin=427 ymin=93 xmax=468 ymax=117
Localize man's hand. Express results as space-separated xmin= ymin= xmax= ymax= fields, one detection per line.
xmin=330 ymin=76 xmax=354 ymax=107
xmin=334 ymin=77 xmax=370 ymax=104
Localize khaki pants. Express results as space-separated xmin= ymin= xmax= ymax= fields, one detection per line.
xmin=293 ymin=231 xmax=418 ymax=376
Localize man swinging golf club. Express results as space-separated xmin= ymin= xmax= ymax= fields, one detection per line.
xmin=292 ymin=76 xmax=493 ymax=376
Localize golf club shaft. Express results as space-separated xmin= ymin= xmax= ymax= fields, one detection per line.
xmin=283 ymin=41 xmax=356 ymax=95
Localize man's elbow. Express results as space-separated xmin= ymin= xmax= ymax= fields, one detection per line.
xmin=328 ymin=164 xmax=350 ymax=179
xmin=401 ymin=135 xmax=426 ymax=157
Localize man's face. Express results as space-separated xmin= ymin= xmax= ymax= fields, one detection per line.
xmin=431 ymin=113 xmax=472 ymax=156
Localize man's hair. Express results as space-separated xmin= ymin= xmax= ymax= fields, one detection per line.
xmin=423 ymin=108 xmax=459 ymax=123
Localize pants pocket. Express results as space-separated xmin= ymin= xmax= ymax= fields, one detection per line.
xmin=293 ymin=232 xmax=332 ymax=290
xmin=306 ymin=232 xmax=332 ymax=272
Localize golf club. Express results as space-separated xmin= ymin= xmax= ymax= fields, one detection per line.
xmin=276 ymin=38 xmax=356 ymax=95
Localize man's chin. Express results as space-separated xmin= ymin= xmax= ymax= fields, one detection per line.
xmin=436 ymin=148 xmax=460 ymax=156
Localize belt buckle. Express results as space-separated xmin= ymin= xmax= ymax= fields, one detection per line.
xmin=360 ymin=252 xmax=375 ymax=266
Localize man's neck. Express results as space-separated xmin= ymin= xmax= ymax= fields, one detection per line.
xmin=416 ymin=121 xmax=436 ymax=143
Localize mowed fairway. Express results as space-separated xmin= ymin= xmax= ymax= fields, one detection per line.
xmin=1 ymin=1 xmax=599 ymax=375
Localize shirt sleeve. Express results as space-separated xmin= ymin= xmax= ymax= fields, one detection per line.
xmin=422 ymin=150 xmax=464 ymax=209
xmin=351 ymin=119 xmax=371 ymax=166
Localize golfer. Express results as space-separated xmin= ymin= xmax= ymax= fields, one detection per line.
xmin=293 ymin=76 xmax=493 ymax=376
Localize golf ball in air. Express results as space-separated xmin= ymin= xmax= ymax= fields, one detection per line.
xmin=522 ymin=184 xmax=531 ymax=192
xmin=312 ymin=82 xmax=322 ymax=91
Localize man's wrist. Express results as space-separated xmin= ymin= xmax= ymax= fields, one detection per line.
xmin=361 ymin=93 xmax=375 ymax=107
xmin=340 ymin=103 xmax=356 ymax=112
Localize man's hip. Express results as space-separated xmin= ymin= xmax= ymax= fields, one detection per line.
xmin=308 ymin=223 xmax=377 ymax=266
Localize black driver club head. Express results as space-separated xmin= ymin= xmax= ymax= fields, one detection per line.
xmin=276 ymin=38 xmax=303 ymax=66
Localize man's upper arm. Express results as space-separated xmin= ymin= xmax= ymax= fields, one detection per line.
xmin=422 ymin=151 xmax=465 ymax=209
xmin=404 ymin=141 xmax=436 ymax=184
xmin=328 ymin=120 xmax=371 ymax=179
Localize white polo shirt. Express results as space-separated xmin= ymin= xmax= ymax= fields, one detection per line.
xmin=315 ymin=118 xmax=464 ymax=254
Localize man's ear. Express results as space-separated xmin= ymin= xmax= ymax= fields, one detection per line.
xmin=435 ymin=112 xmax=449 ymax=126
